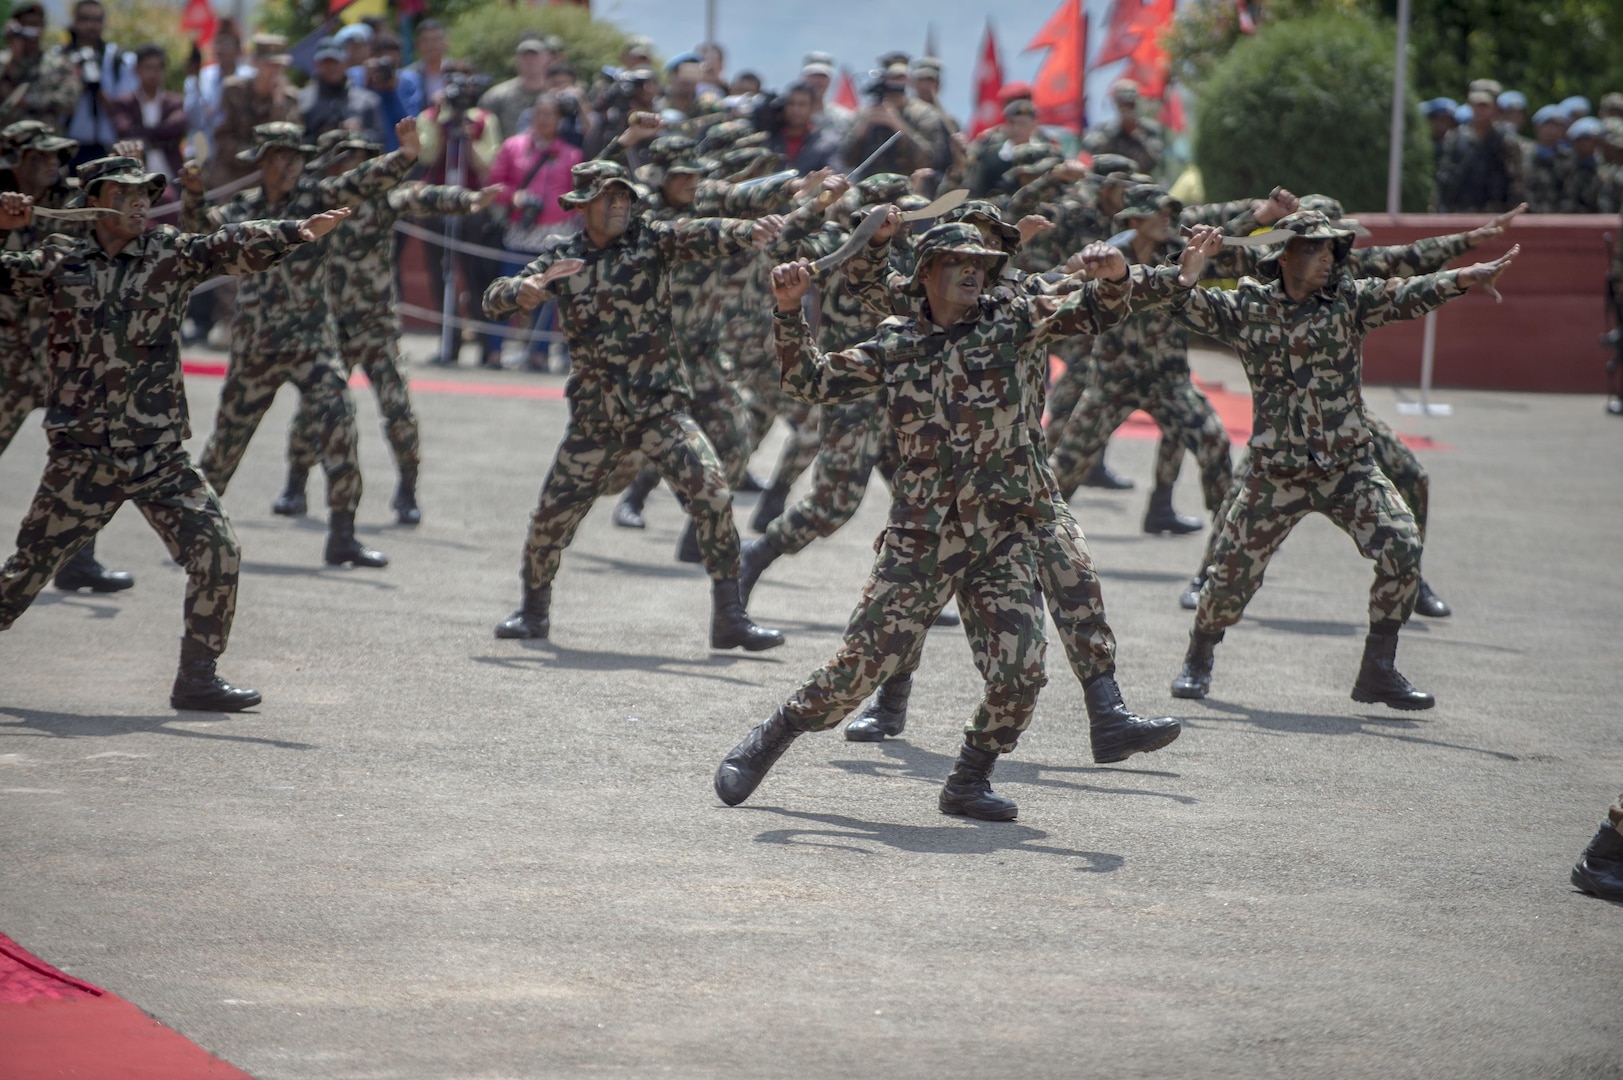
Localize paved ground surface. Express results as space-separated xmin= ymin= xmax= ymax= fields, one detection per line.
xmin=1 ymin=339 xmax=1620 ymax=1079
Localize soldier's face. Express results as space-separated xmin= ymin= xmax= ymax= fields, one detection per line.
xmin=662 ymin=172 xmax=698 ymax=208
xmin=928 ymin=254 xmax=987 ymax=309
xmin=783 ymin=90 xmax=813 ymax=130
xmin=1006 ymin=115 xmax=1036 ymax=143
xmin=259 ymin=148 xmax=304 ymax=197
xmin=1136 ymin=208 xmax=1173 ymax=243
xmin=15 ymin=148 xmax=58 ymax=193
xmin=1279 ymin=238 xmax=1334 ymax=292
xmin=583 ymin=186 xmax=633 ymax=240
xmin=91 ymin=180 xmax=151 ymax=239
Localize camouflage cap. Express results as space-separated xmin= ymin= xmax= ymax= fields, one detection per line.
xmin=1254 ymin=209 xmax=1355 ymax=278
xmin=558 ymin=158 xmax=646 ymax=210
xmin=905 ymin=221 xmax=1009 ymax=295
xmin=942 ymin=198 xmax=1022 ymax=253
xmin=698 ymin=118 xmax=762 ymax=153
xmin=1114 ymin=184 xmax=1183 ymax=225
xmin=1087 ymin=153 xmax=1142 ymax=186
xmin=237 ymin=121 xmax=318 ymax=163
xmin=1009 ymin=141 xmax=1063 ymax=175
xmin=635 ymin=134 xmax=715 ymax=186
xmin=1298 ymin=193 xmax=1371 ymax=237
xmin=68 ymin=156 xmax=167 ymax=206
xmin=716 ymin=144 xmax=780 ymax=178
xmin=896 ymin=193 xmax=930 ymax=213
xmin=0 ymin=119 xmax=77 ymax=169
xmin=1466 ymin=78 xmax=1502 ymax=105
xmin=856 ymin=172 xmax=910 ymax=204
xmin=311 ymin=127 xmax=382 ymax=168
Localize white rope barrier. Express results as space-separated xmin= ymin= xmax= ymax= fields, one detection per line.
xmin=393 ymin=217 xmax=551 ymax=263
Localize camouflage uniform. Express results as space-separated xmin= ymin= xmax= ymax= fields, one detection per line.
xmin=206 ymin=75 xmax=301 ymax=189
xmin=480 ymin=162 xmax=768 ymax=591
xmin=768 ymin=223 xmax=1133 ymax=751
xmin=1523 ymin=143 xmax=1574 ymax=214
xmin=0 ymin=161 xmax=312 ymax=655
xmin=1436 ymin=123 xmax=1525 ymax=213
xmin=182 ymin=124 xmax=413 ymax=518
xmin=1081 ymin=117 xmax=1165 ymax=177
xmin=0 ymin=46 xmax=80 ymax=132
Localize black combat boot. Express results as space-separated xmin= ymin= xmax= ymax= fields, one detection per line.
xmin=750 ymin=481 xmax=790 ymax=533
xmin=1084 ymin=672 xmax=1182 ymax=763
xmin=1571 ymin=822 xmax=1623 ymax=902
xmin=715 ymin=709 xmax=804 ymax=805
xmin=170 ymin=637 xmax=261 ymax=712
xmin=1178 ymin=576 xmax=1205 ymax=610
xmin=933 ymin=605 xmax=961 ymax=628
xmin=1414 ymin=578 xmax=1451 ymax=618
xmin=392 ymin=471 xmax=421 ymax=526
xmin=324 ymin=511 xmax=389 ymax=568
xmin=676 ymin=519 xmax=703 ymax=564
xmin=736 ymin=471 xmax=766 ymax=494
xmin=1080 ymin=458 xmax=1134 ymax=490
xmin=711 ymin=578 xmax=785 ymax=651
xmin=844 ymin=673 xmax=912 ymax=741
xmin=494 ymin=584 xmax=551 ymax=639
xmin=272 ymin=467 xmax=309 ymax=516
xmin=1142 ymin=484 xmax=1203 ymax=535
xmin=1171 ymin=627 xmax=1224 ymax=699
xmin=738 ymin=536 xmax=781 ymax=607
xmin=613 ymin=467 xmax=659 ymax=530
xmin=52 ymin=539 xmax=134 ymax=593
xmin=1350 ymin=629 xmax=1434 ymax=710
xmin=939 ymin=743 xmax=1018 ymax=821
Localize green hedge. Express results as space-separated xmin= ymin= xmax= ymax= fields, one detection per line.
xmin=1193 ymin=12 xmax=1432 ymax=213
xmin=447 ymin=2 xmax=628 ymax=86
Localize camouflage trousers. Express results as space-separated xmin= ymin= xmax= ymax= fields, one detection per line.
xmin=0 ymin=351 xmax=48 ymax=458
xmin=782 ymin=517 xmax=1048 ymax=754
xmin=522 ymin=411 xmax=741 ymax=589
xmin=1194 ymin=453 xmax=1422 ymax=633
xmin=0 ymin=441 xmax=239 ymax=654
xmin=1042 ymin=338 xmax=1093 ymax=454
xmin=614 ymin=368 xmax=755 ymax=495
xmin=1192 ymin=418 xmax=1430 ymax=584
xmin=1049 ymin=367 xmax=1233 ymax=512
xmin=200 ymin=348 xmax=363 ymax=515
xmin=765 ymin=396 xmax=887 ymax=556
xmin=289 ymin=326 xmax=421 ymax=483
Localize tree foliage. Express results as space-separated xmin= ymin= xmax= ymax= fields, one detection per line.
xmin=1193 ymin=12 xmax=1431 ymax=212
xmin=445 ymin=1 xmax=628 ymax=86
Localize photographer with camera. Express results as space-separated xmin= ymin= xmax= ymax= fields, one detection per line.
xmin=364 ymin=34 xmax=409 ymax=151
xmin=416 ymin=64 xmax=504 ymax=367
xmin=761 ymin=82 xmax=841 ymax=174
xmin=0 ymin=2 xmax=79 ymax=132
xmin=584 ymin=65 xmax=656 ymax=158
xmin=840 ymin=62 xmax=935 ymax=180
xmin=54 ymin=0 xmax=136 ymax=163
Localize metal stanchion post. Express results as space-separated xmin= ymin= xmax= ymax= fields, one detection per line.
xmin=1396 ymin=310 xmax=1452 ymax=417
xmin=438 ymin=121 xmax=466 ymax=367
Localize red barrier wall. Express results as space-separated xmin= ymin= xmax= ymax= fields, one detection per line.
xmin=1352 ymin=212 xmax=1615 ymax=393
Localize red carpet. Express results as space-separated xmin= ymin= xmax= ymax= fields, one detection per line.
xmin=0 ymin=932 xmax=251 ymax=1079
xmin=180 ymin=358 xmax=564 ymax=400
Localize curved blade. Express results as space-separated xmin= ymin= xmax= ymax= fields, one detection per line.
xmin=812 ymin=209 xmax=887 ymax=274
xmin=901 ymin=188 xmax=968 ymax=222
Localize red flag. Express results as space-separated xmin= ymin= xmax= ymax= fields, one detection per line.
xmin=968 ymin=20 xmax=1004 ymax=138
xmin=1024 ymin=0 xmax=1087 ymax=132
xmin=179 ymin=0 xmax=217 ymax=46
xmin=1237 ymin=1 xmax=1256 ymax=34
xmin=834 ymin=67 xmax=860 ymax=111
xmin=1159 ymin=84 xmax=1186 ymax=133
xmin=1095 ymin=0 xmax=1175 ymax=101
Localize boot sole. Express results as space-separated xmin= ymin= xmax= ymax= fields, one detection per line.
xmin=1170 ymin=685 xmax=1208 ymax=700
xmin=495 ymin=626 xmax=548 ymax=640
xmin=939 ymin=802 xmax=1018 ymax=822
xmin=272 ymin=506 xmax=307 ymax=517
xmin=54 ymin=578 xmax=135 ymax=593
xmin=171 ymin=693 xmax=262 ymax=712
xmin=843 ymin=723 xmax=904 ymax=742
xmin=1092 ymin=724 xmax=1182 ymax=764
xmin=1351 ymin=690 xmax=1435 ymax=711
xmin=1144 ymin=524 xmax=1203 ymax=535
xmin=712 ymin=635 xmax=785 ymax=652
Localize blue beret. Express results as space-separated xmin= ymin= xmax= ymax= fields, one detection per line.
xmin=1568 ymin=116 xmax=1604 ymax=140
xmin=1561 ymin=96 xmax=1592 ymax=116
xmin=1453 ymin=103 xmax=1473 ymax=124
xmin=1420 ymin=97 xmax=1457 ymax=117
xmin=1497 ymin=90 xmax=1526 ymax=110
xmin=1533 ymin=104 xmax=1568 ymax=127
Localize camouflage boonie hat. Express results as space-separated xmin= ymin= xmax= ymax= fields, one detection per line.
xmin=698 ymin=118 xmax=768 ymax=155
xmin=0 ymin=119 xmax=77 ymax=169
xmin=311 ymin=128 xmax=382 ymax=169
xmin=905 ymin=221 xmax=1008 ymax=295
xmin=1114 ymin=184 xmax=1182 ymax=225
xmin=1087 ymin=153 xmax=1142 ymax=186
xmin=1254 ymin=209 xmax=1355 ymax=279
xmin=558 ymin=158 xmax=646 ymax=210
xmin=69 ymin=156 xmax=166 ymax=206
xmin=1010 ymin=141 xmax=1063 ymax=175
xmin=896 ymin=193 xmax=930 ymax=213
xmin=635 ymin=134 xmax=714 ymax=186
xmin=856 ymin=172 xmax=910 ymax=204
xmin=943 ymin=198 xmax=1022 ymax=253
xmin=237 ymin=121 xmax=318 ymax=163
xmin=1298 ymin=193 xmax=1371 ymax=237
xmin=717 ymin=144 xmax=781 ymax=181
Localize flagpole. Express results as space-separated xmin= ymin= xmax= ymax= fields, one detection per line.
xmin=1385 ymin=0 xmax=1409 ymax=215
xmin=1076 ymin=0 xmax=1087 ymax=132
xmin=705 ymin=0 xmax=716 ymax=49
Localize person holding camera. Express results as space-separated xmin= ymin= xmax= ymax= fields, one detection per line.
xmin=840 ymin=62 xmax=936 ymax=180
xmin=0 ymin=2 xmax=80 ymax=132
xmin=363 ymin=34 xmax=409 ymax=151
xmin=53 ymin=0 xmax=136 ymax=163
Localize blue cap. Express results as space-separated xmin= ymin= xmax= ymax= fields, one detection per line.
xmin=1533 ymin=104 xmax=1568 ymax=128
xmin=314 ymin=38 xmax=344 ymax=63
xmin=1561 ymin=96 xmax=1592 ymax=117
xmin=1453 ymin=103 xmax=1473 ymax=124
xmin=664 ymin=50 xmax=702 ymax=73
xmin=1496 ymin=90 xmax=1526 ymax=111
xmin=1421 ymin=97 xmax=1457 ymax=117
xmin=1569 ymin=116 xmax=1604 ymax=140
xmin=333 ymin=23 xmax=372 ymax=45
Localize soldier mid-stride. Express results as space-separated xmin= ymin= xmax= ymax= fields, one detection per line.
xmin=0 ymin=162 xmax=349 ymax=710
xmin=482 ymin=159 xmax=784 ymax=652
xmin=181 ymin=118 xmax=422 ymax=569
xmin=714 ymin=224 xmax=1135 ymax=821
xmin=1150 ymin=216 xmax=1517 ymax=709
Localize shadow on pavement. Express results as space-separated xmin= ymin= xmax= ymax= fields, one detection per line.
xmin=0 ymin=707 xmax=316 ymax=750
xmin=239 ymin=562 xmax=397 ymax=589
xmin=1245 ymin=616 xmax=1363 ymax=637
xmin=1192 ymin=698 xmax=1520 ymax=760
xmin=27 ymin=593 xmax=122 ymax=619
xmin=470 ymin=646 xmax=776 ymax=685
xmin=827 ymin=739 xmax=1198 ymax=804
xmin=569 ymin=552 xmax=706 ymax=580
xmin=1098 ymin=567 xmax=1197 ymax=585
xmin=744 ymin=806 xmax=1126 ymax=870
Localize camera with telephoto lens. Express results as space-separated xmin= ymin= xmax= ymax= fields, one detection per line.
xmin=863 ymin=70 xmax=905 ymax=103
xmin=441 ymin=71 xmax=489 ymax=117
xmin=72 ymin=44 xmax=100 ymax=85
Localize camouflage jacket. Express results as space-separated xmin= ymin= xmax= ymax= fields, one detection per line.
xmin=1523 ymin=144 xmax=1573 ymax=214
xmin=1007 ymin=174 xmax=1111 ymax=273
xmin=1436 ymin=123 xmax=1525 ymax=213
xmin=482 ymin=213 xmax=760 ymax=438
xmin=1562 ymin=157 xmax=1605 ymax=215
xmin=1081 ymin=118 xmax=1165 ymax=176
xmin=326 ymin=180 xmax=481 ymax=340
xmin=183 ymin=148 xmax=413 ymax=355
xmin=205 ymin=78 xmax=302 ymax=188
xmin=778 ymin=261 xmax=1132 ymax=536
xmin=0 ymin=178 xmax=80 ymax=360
xmin=0 ymin=49 xmax=80 ymax=131
xmin=0 ymin=220 xmax=309 ymax=448
xmin=1226 ymin=231 xmax=1475 ymax=282
xmin=1137 ymin=266 xmax=1467 ymax=472
xmin=774 ymin=198 xmax=905 ymax=353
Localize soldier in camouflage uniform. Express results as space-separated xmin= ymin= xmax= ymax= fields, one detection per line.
xmin=181 ymin=119 xmax=421 ymax=568
xmin=1571 ymin=793 xmax=1623 ymax=903
xmin=1523 ymin=105 xmax=1574 ymax=214
xmin=1150 ymin=216 xmax=1517 ymax=710
xmin=0 ymin=3 xmax=80 ymax=132
xmin=482 ymin=158 xmax=784 ymax=652
xmin=1436 ymin=80 xmax=1525 ymax=213
xmin=1082 ymin=80 xmax=1165 ymax=177
xmin=0 ymin=121 xmax=134 ymax=593
xmin=0 ymin=163 xmax=350 ymax=710
xmin=835 ymin=199 xmax=1180 ymax=764
xmin=277 ymin=129 xmax=500 ymax=526
xmin=1174 ymin=197 xmax=1526 ymax=619
xmin=715 ymin=224 xmax=1136 ymax=820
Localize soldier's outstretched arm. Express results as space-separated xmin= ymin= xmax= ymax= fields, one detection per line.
xmin=0 ymin=193 xmax=50 ymax=294
xmin=1356 ymin=244 xmax=1520 ymax=329
xmin=318 ymin=117 xmax=420 ymax=206
xmin=771 ymin=259 xmax=884 ymax=404
xmin=483 ymin=251 xmax=583 ymax=318
xmin=1027 ymin=241 xmax=1132 ymax=343
xmin=844 ymin=206 xmax=912 ymax=320
xmin=1352 ymin=202 xmax=1526 ymax=279
xmin=662 ymin=214 xmax=770 ymax=263
xmin=178 ymin=212 xmax=341 ymax=281
xmin=1133 ymin=225 xmax=1245 ymax=340
xmin=386 ymin=181 xmax=499 ymax=218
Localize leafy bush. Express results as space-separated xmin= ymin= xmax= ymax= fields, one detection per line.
xmin=1192 ymin=12 xmax=1431 ymax=212
xmin=103 ymin=0 xmax=195 ymax=91
xmin=447 ymin=1 xmax=628 ymax=86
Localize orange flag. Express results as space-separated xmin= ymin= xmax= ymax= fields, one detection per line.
xmin=969 ymin=20 xmax=1004 ymax=138
xmin=1024 ymin=0 xmax=1087 ymax=131
xmin=834 ymin=67 xmax=860 ymax=111
xmin=179 ymin=0 xmax=216 ymax=46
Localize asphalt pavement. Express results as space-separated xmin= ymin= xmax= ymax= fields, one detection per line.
xmin=1 ymin=340 xmax=1619 ymax=1079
